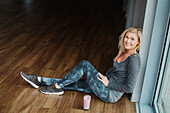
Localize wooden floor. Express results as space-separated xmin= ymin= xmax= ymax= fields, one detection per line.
xmin=0 ymin=0 xmax=136 ymax=113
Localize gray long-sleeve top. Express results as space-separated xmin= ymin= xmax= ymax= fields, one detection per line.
xmin=105 ymin=54 xmax=141 ymax=94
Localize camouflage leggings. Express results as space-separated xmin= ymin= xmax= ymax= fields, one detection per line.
xmin=41 ymin=60 xmax=109 ymax=102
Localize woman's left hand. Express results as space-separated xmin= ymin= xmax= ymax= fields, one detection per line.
xmin=97 ymin=72 xmax=109 ymax=87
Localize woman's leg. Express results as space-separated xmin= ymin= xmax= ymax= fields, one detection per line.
xmin=41 ymin=77 xmax=93 ymax=93
xmin=63 ymin=79 xmax=93 ymax=93
xmin=20 ymin=71 xmax=93 ymax=93
xmin=40 ymin=77 xmax=60 ymax=85
xmin=41 ymin=60 xmax=109 ymax=102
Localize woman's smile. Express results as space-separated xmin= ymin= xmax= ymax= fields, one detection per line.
xmin=124 ymin=32 xmax=139 ymax=51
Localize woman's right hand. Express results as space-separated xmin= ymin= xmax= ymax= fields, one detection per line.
xmin=97 ymin=72 xmax=109 ymax=87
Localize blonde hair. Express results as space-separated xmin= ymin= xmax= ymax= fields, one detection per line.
xmin=114 ymin=27 xmax=142 ymax=62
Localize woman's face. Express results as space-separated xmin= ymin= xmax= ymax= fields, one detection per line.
xmin=123 ymin=32 xmax=139 ymax=51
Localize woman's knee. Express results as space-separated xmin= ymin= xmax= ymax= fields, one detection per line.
xmin=79 ymin=60 xmax=91 ymax=66
xmin=78 ymin=60 xmax=97 ymax=75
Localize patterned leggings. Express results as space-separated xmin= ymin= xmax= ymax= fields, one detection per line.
xmin=41 ymin=60 xmax=109 ymax=102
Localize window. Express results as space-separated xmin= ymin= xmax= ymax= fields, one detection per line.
xmin=153 ymin=20 xmax=170 ymax=113
xmin=136 ymin=0 xmax=170 ymax=112
xmin=156 ymin=44 xmax=170 ymax=113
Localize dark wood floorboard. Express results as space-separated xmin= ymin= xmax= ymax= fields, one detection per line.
xmin=0 ymin=0 xmax=136 ymax=113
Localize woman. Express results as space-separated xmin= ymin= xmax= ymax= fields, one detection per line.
xmin=20 ymin=27 xmax=142 ymax=103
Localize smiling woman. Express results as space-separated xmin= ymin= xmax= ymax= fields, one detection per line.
xmin=114 ymin=27 xmax=142 ymax=63
xmin=20 ymin=27 xmax=142 ymax=103
xmin=124 ymin=32 xmax=139 ymax=51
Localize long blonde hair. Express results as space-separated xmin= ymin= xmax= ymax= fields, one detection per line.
xmin=114 ymin=27 xmax=142 ymax=62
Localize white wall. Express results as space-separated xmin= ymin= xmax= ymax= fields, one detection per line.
xmin=131 ymin=0 xmax=158 ymax=102
xmin=125 ymin=0 xmax=147 ymax=28
xmin=124 ymin=0 xmax=158 ymax=102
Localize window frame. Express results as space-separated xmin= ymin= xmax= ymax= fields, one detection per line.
xmin=136 ymin=0 xmax=170 ymax=113
xmin=153 ymin=18 xmax=170 ymax=113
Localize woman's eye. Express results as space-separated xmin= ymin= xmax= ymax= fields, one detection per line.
xmin=132 ymin=38 xmax=135 ymax=41
xmin=126 ymin=36 xmax=129 ymax=39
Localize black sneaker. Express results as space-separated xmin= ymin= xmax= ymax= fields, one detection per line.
xmin=20 ymin=72 xmax=41 ymax=89
xmin=40 ymin=84 xmax=64 ymax=95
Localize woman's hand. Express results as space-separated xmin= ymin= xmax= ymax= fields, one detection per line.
xmin=97 ymin=72 xmax=109 ymax=87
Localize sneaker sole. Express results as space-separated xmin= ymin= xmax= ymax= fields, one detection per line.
xmin=40 ymin=90 xmax=64 ymax=95
xmin=20 ymin=72 xmax=39 ymax=89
